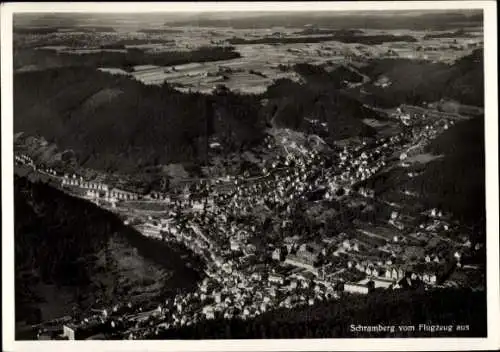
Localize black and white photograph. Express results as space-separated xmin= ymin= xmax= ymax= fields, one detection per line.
xmin=1 ymin=1 xmax=499 ymax=351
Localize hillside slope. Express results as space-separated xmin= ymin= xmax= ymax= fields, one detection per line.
xmin=408 ymin=115 xmax=485 ymax=231
xmin=263 ymin=64 xmax=379 ymax=139
xmin=357 ymin=49 xmax=484 ymax=108
xmin=14 ymin=68 xmax=265 ymax=173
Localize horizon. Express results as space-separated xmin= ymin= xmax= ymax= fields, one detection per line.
xmin=14 ymin=9 xmax=483 ymax=28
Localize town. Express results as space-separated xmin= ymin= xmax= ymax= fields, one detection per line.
xmin=14 ymin=102 xmax=484 ymax=340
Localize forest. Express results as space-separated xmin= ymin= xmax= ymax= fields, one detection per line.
xmin=14 ymin=176 xmax=123 ymax=324
xmin=14 ymin=45 xmax=241 ymax=71
xmin=355 ymin=114 xmax=485 ymax=237
xmin=227 ymin=34 xmax=417 ymax=45
xmin=14 ymin=61 xmax=377 ymax=173
xmin=13 ymin=26 xmax=117 ymax=34
xmin=154 ymin=288 xmax=486 ymax=339
xmin=409 ymin=115 xmax=485 ymax=233
xmin=294 ymin=28 xmax=365 ymax=36
xmin=14 ymin=176 xmax=123 ymax=287
xmin=263 ymin=63 xmax=378 ymax=139
xmin=165 ymin=11 xmax=482 ymax=30
xmin=423 ymin=29 xmax=474 ymax=39
xmin=14 ymin=176 xmax=203 ymax=324
xmin=137 ymin=28 xmax=184 ymax=34
xmin=356 ymin=49 xmax=484 ymax=108
xmin=14 ymin=67 xmax=265 ymax=173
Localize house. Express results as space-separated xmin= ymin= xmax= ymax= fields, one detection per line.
xmin=222 ymin=262 xmax=232 ymax=274
xmin=192 ymin=201 xmax=204 ymax=211
xmin=134 ymin=223 xmax=162 ymax=240
xmin=62 ymin=177 xmax=82 ymax=187
xmin=202 ymin=305 xmax=215 ymax=320
xmin=244 ymin=243 xmax=257 ymax=255
xmin=371 ymin=277 xmax=394 ymax=289
xmin=268 ymin=273 xmax=285 ymax=285
xmin=272 ymin=247 xmax=283 ymax=261
xmin=86 ymin=189 xmax=98 ymax=198
xmin=386 ymin=266 xmax=405 ymax=281
xmin=63 ymin=325 xmax=77 ymax=340
xmin=107 ymin=188 xmax=139 ymax=201
xmin=357 ymin=262 xmax=366 ymax=273
xmin=342 ymin=239 xmax=351 ymax=250
xmin=251 ymin=272 xmax=262 ymax=281
xmin=229 ymin=238 xmax=241 ymax=252
xmin=62 ymin=323 xmax=102 ymax=340
xmin=82 ymin=181 xmax=109 ymax=192
xmin=352 ymin=242 xmax=360 ymax=252
xmin=214 ymin=292 xmax=222 ymax=304
xmin=422 ymin=272 xmax=437 ymax=285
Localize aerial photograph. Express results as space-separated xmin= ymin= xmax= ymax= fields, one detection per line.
xmin=12 ymin=8 xmax=487 ymax=341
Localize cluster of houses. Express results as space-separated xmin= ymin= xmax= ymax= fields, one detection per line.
xmin=326 ymin=136 xmax=399 ymax=200
xmin=15 ymin=152 xmax=65 ymax=179
xmin=14 ymin=153 xmax=34 ymax=166
xmin=106 ymin=149 xmax=358 ymax=333
xmin=32 ymin=98 xmax=476 ymax=340
xmin=61 ymin=174 xmax=140 ymax=201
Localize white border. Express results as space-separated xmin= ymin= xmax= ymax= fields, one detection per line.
xmin=1 ymin=2 xmax=498 ymax=351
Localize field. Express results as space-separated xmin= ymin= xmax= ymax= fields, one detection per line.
xmin=99 ymin=42 xmax=340 ymax=93
xmin=14 ymin=20 xmax=482 ymax=96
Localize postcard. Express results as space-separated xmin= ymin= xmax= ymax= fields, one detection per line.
xmin=1 ymin=1 xmax=498 ymax=351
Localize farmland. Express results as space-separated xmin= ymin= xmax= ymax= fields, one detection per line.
xmin=14 ymin=20 xmax=482 ymax=95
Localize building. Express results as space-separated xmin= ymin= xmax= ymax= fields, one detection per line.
xmin=283 ymin=236 xmax=300 ymax=252
xmin=62 ymin=323 xmax=100 ymax=340
xmin=371 ymin=277 xmax=395 ymax=289
xmin=106 ymin=188 xmax=139 ymax=201
xmin=86 ymin=189 xmax=99 ymax=198
xmin=422 ymin=272 xmax=437 ymax=285
xmin=342 ymin=239 xmax=351 ymax=250
xmin=134 ymin=223 xmax=162 ymax=240
xmin=214 ymin=292 xmax=222 ymax=304
xmin=62 ymin=177 xmax=82 ymax=187
xmin=272 ymin=247 xmax=282 ymax=261
xmin=385 ymin=266 xmax=405 ymax=281
xmin=268 ymin=273 xmax=285 ymax=285
xmin=229 ymin=238 xmax=241 ymax=252
xmin=343 ymin=282 xmax=373 ymax=295
xmin=202 ymin=305 xmax=215 ymax=320
xmin=81 ymin=181 xmax=109 ymax=192
xmin=192 ymin=201 xmax=205 ymax=211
